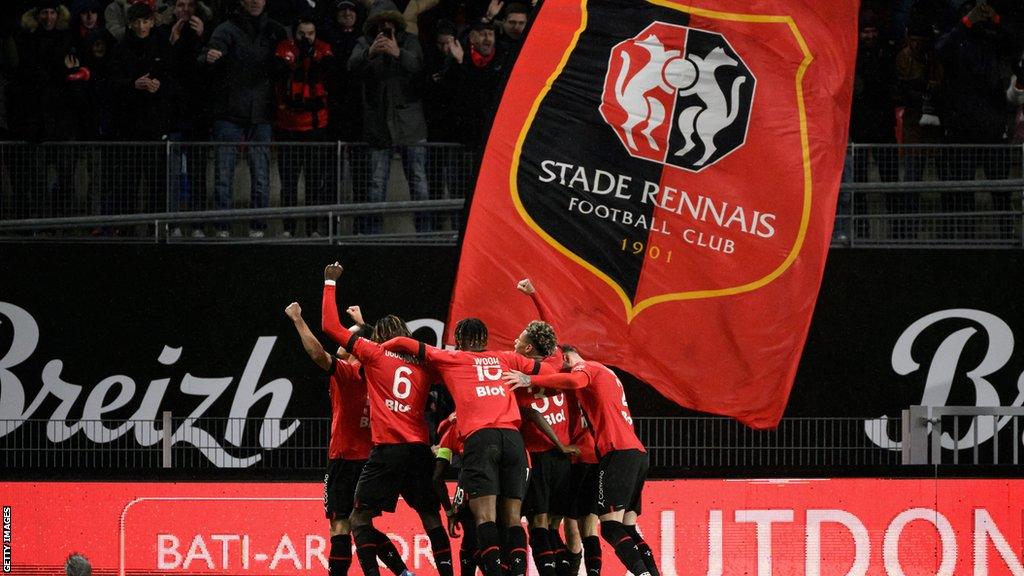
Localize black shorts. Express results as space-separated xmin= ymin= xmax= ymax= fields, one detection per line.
xmin=325 ymin=458 xmax=367 ymax=520
xmin=354 ymin=443 xmax=440 ymax=515
xmin=595 ymin=449 xmax=648 ymax=516
xmin=566 ymin=462 xmax=599 ymax=519
xmin=522 ymin=449 xmax=571 ymax=517
xmin=461 ymin=428 xmax=529 ymax=500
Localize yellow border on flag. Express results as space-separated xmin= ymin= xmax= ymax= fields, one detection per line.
xmin=509 ymin=0 xmax=816 ymax=323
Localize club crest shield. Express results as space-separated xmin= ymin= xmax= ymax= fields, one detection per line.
xmin=512 ymin=1 xmax=813 ymax=320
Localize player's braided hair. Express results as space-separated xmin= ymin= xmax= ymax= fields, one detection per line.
xmin=454 ymin=317 xmax=488 ymax=351
xmin=371 ymin=314 xmax=411 ymax=343
xmin=524 ymin=321 xmax=557 ymax=357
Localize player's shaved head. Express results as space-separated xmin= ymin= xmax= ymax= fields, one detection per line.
xmin=455 ymin=318 xmax=488 ymax=351
xmin=371 ymin=314 xmax=411 ymax=343
xmin=523 ymin=321 xmax=557 ymax=357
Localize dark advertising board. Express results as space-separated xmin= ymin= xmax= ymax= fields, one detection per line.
xmin=1 ymin=246 xmax=1021 ymax=476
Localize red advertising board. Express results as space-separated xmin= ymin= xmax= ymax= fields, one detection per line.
xmin=2 ymin=479 xmax=1023 ymax=575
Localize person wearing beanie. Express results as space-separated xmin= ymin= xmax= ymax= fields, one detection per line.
xmin=347 ymin=5 xmax=432 ymax=235
xmin=439 ymin=17 xmax=507 ymax=151
xmin=105 ymin=1 xmax=178 ymax=229
xmin=105 ymin=0 xmax=175 ymax=41
xmin=200 ymin=0 xmax=286 ymax=237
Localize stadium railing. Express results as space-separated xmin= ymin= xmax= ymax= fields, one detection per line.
xmin=0 ymin=142 xmax=1021 ymax=247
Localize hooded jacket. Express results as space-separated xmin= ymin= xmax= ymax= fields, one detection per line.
xmin=347 ymin=8 xmax=426 ymax=147
xmin=9 ymin=6 xmax=76 ymax=141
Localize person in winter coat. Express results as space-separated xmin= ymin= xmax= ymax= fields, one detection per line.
xmin=106 ymin=2 xmax=179 ymax=218
xmin=9 ymin=0 xmax=77 ymax=218
xmin=200 ymin=0 xmax=286 ymax=237
xmin=272 ymin=13 xmax=335 ymax=237
xmin=347 ymin=4 xmax=430 ymax=234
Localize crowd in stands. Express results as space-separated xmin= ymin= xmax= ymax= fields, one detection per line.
xmin=847 ymin=0 xmax=1024 ymax=239
xmin=0 ymin=0 xmax=529 ymax=236
xmin=1 ymin=0 xmax=1023 ymax=238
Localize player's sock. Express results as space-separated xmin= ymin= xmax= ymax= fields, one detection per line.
xmin=372 ymin=528 xmax=409 ymax=575
xmin=459 ymin=545 xmax=478 ymax=576
xmin=569 ymin=549 xmax=583 ymax=576
xmin=506 ymin=525 xmax=528 ymax=576
xmin=353 ymin=527 xmax=381 ymax=576
xmin=476 ymin=522 xmax=503 ymax=576
xmin=549 ymin=529 xmax=571 ymax=576
xmin=329 ymin=533 xmax=353 ymax=576
xmin=599 ymin=521 xmax=648 ymax=576
xmin=623 ymin=525 xmax=659 ymax=576
xmin=428 ymin=526 xmax=455 ymax=576
xmin=582 ymin=536 xmax=602 ymax=576
xmin=530 ymin=527 xmax=557 ymax=576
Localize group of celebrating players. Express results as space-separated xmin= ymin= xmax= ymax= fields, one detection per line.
xmin=284 ymin=262 xmax=660 ymax=576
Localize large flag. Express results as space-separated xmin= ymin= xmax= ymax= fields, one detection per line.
xmin=449 ymin=0 xmax=858 ymax=428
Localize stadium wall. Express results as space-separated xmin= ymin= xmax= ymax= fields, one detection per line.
xmin=0 ymin=245 xmax=1022 ymax=476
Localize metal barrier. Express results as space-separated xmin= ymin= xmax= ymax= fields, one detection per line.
xmin=1 ymin=414 xmax=903 ymax=471
xmin=836 ymin=144 xmax=1024 ymax=247
xmin=901 ymin=405 xmax=1024 ymax=465
xmin=0 ymin=142 xmax=1021 ymax=246
xmin=0 ymin=141 xmax=475 ymax=242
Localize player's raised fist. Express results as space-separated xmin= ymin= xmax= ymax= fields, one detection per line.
xmin=324 ymin=261 xmax=343 ymax=281
xmin=346 ymin=305 xmax=364 ymax=325
xmin=285 ymin=302 xmax=302 ymax=320
xmin=516 ymin=278 xmax=535 ymax=295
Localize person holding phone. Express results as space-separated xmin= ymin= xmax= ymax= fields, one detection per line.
xmin=347 ymin=4 xmax=432 ymax=235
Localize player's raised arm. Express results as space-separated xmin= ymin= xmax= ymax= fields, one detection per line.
xmin=285 ymin=302 xmax=333 ymax=372
xmin=321 ymin=261 xmax=351 ymax=344
xmin=516 ymin=277 xmax=557 ymax=324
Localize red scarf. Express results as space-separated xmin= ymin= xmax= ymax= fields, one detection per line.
xmin=470 ymin=45 xmax=494 ymax=68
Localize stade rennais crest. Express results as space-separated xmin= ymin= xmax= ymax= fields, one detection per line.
xmin=511 ymin=1 xmax=814 ymax=319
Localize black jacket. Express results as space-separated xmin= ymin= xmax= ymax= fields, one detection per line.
xmin=201 ymin=11 xmax=287 ymax=125
xmin=108 ymin=31 xmax=179 ymax=140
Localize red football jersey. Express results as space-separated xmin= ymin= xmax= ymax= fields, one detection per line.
xmin=322 ymin=282 xmax=432 ymax=445
xmin=518 ymin=389 xmax=570 ymax=453
xmin=328 ymin=358 xmax=373 ymax=460
xmin=349 ymin=334 xmax=432 ymax=445
xmin=567 ymin=391 xmax=598 ymax=464
xmin=385 ymin=338 xmax=548 ymax=441
xmin=570 ymin=361 xmax=644 ymax=455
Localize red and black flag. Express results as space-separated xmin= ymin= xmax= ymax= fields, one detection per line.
xmin=450 ymin=0 xmax=858 ymax=428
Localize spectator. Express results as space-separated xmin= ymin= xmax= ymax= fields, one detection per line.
xmin=107 ymin=2 xmax=178 ymax=225
xmin=935 ymin=0 xmax=1016 ymax=238
xmin=891 ymin=17 xmax=943 ymax=239
xmin=65 ymin=26 xmax=116 ymax=224
xmin=348 ymin=4 xmax=430 ymax=234
xmin=442 ymin=18 xmax=507 ymax=150
xmin=356 ymin=0 xmax=437 ymax=37
xmin=70 ymin=0 xmax=104 ymax=42
xmin=848 ymin=8 xmax=897 ymax=240
xmin=9 ymin=0 xmax=77 ymax=219
xmin=106 ymin=0 xmax=174 ymax=41
xmin=164 ymin=0 xmax=212 ymax=237
xmin=201 ymin=0 xmax=286 ymax=237
xmin=65 ymin=553 xmax=92 ymax=576
xmin=320 ymin=0 xmax=363 ymax=141
xmin=495 ymin=1 xmax=526 ymax=55
xmin=273 ymin=13 xmax=334 ymax=237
